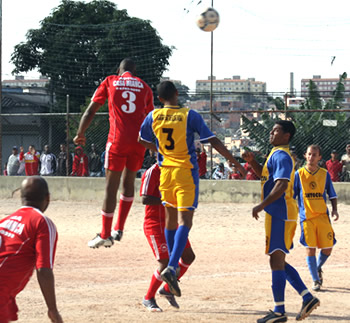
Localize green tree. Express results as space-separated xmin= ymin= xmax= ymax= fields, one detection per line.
xmin=11 ymin=0 xmax=173 ymax=112
xmin=241 ymin=73 xmax=350 ymax=159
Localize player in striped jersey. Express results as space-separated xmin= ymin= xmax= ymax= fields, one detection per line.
xmin=294 ymin=145 xmax=339 ymax=292
xmin=0 ymin=177 xmax=62 ymax=323
xmin=139 ymin=80 xmax=245 ymax=297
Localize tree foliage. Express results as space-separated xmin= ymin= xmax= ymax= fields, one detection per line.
xmin=241 ymin=73 xmax=350 ymax=159
xmin=11 ymin=0 xmax=173 ymax=112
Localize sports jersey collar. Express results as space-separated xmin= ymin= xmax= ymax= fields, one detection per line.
xmin=163 ymin=105 xmax=181 ymax=109
xmin=272 ymin=145 xmax=290 ymax=150
xmin=304 ymin=166 xmax=320 ymax=175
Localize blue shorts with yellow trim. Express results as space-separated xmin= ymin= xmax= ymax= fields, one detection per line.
xmin=265 ymin=213 xmax=297 ymax=255
xmin=159 ymin=166 xmax=199 ymax=212
xmin=300 ymin=213 xmax=336 ymax=249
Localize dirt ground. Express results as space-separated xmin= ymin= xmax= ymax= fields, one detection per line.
xmin=1 ymin=198 xmax=349 ymax=323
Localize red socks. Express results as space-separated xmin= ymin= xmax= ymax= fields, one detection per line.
xmin=164 ymin=258 xmax=191 ymax=293
xmin=145 ymin=270 xmax=163 ymax=300
xmin=114 ymin=194 xmax=134 ymax=231
xmin=101 ymin=211 xmax=114 ymax=239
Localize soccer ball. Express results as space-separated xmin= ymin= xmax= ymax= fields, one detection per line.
xmin=196 ymin=7 xmax=220 ymax=32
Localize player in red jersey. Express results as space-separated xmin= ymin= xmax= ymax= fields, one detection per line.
xmin=73 ymin=58 xmax=154 ymax=248
xmin=0 ymin=177 xmax=63 ymax=323
xmin=140 ymin=163 xmax=195 ymax=312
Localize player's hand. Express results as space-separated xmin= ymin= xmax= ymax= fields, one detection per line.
xmin=48 ymin=309 xmax=63 ymax=323
xmin=252 ymin=205 xmax=262 ymax=220
xmin=73 ymin=134 xmax=86 ymax=146
xmin=242 ymin=151 xmax=255 ymax=163
xmin=331 ymin=210 xmax=339 ymax=221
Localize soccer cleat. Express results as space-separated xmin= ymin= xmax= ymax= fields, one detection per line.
xmin=312 ymin=280 xmax=321 ymax=292
xmin=158 ymin=286 xmax=180 ymax=309
xmin=161 ymin=268 xmax=181 ymax=297
xmin=296 ymin=296 xmax=320 ymax=321
xmin=142 ymin=298 xmax=162 ymax=312
xmin=318 ymin=268 xmax=323 ymax=285
xmin=111 ymin=229 xmax=123 ymax=241
xmin=88 ymin=234 xmax=113 ymax=248
xmin=257 ymin=310 xmax=287 ymax=323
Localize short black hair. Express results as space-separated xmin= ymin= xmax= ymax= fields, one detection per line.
xmin=307 ymin=144 xmax=322 ymax=156
xmin=275 ymin=120 xmax=296 ymax=142
xmin=157 ymin=81 xmax=177 ymax=101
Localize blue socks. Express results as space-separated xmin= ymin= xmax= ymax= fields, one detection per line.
xmin=306 ymin=256 xmax=319 ymax=281
xmin=167 ymin=225 xmax=190 ymax=273
xmin=272 ymin=270 xmax=286 ymax=314
xmin=317 ymin=251 xmax=329 ymax=271
xmin=164 ymin=229 xmax=176 ymax=255
xmin=285 ymin=263 xmax=312 ymax=302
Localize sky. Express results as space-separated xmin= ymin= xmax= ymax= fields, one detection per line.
xmin=3 ymin=0 xmax=350 ymax=94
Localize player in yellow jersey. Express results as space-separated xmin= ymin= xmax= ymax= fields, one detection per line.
xmin=139 ymin=80 xmax=246 ymax=297
xmin=294 ymin=145 xmax=339 ymax=292
xmin=243 ymin=121 xmax=319 ymax=323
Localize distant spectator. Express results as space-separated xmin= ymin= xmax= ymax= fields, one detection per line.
xmin=142 ymin=149 xmax=157 ymax=170
xmin=244 ymin=162 xmax=259 ymax=180
xmin=3 ymin=163 xmax=8 ymax=176
xmin=229 ymin=165 xmax=242 ymax=180
xmin=290 ymin=147 xmax=302 ymax=170
xmin=196 ymin=147 xmax=207 ymax=179
xmin=212 ymin=162 xmax=230 ymax=180
xmin=19 ymin=145 xmax=40 ymax=176
xmin=56 ymin=144 xmax=72 ymax=176
xmin=326 ymin=150 xmax=342 ymax=182
xmin=40 ymin=145 xmax=57 ymax=176
xmin=101 ymin=151 xmax=106 ymax=176
xmin=7 ymin=146 xmax=20 ymax=176
xmin=88 ymin=143 xmax=102 ymax=177
xmin=341 ymin=143 xmax=350 ymax=182
xmin=71 ymin=146 xmax=89 ymax=177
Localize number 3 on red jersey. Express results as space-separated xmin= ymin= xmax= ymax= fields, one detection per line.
xmin=121 ymin=91 xmax=136 ymax=113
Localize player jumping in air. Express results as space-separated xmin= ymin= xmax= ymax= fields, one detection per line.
xmin=73 ymin=58 xmax=154 ymax=248
xmin=140 ymin=163 xmax=195 ymax=311
xmin=139 ymin=80 xmax=246 ymax=297
xmin=243 ymin=121 xmax=320 ymax=323
xmin=294 ymin=145 xmax=339 ymax=292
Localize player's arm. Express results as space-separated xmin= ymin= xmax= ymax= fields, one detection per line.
xmin=138 ymin=136 xmax=157 ymax=152
xmin=330 ymin=198 xmax=339 ymax=221
xmin=207 ymin=137 xmax=247 ymax=178
xmin=242 ymin=151 xmax=263 ymax=177
xmin=252 ymin=179 xmax=288 ymax=220
xmin=73 ymin=101 xmax=102 ymax=146
xmin=142 ymin=195 xmax=162 ymax=205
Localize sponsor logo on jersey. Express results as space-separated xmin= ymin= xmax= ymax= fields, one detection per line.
xmin=156 ymin=114 xmax=183 ymax=122
xmin=309 ymin=181 xmax=317 ymax=189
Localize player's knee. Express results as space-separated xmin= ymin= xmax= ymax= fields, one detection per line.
xmin=181 ymin=248 xmax=196 ymax=264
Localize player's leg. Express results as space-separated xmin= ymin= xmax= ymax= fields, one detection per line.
xmin=306 ymin=247 xmax=322 ymax=290
xmin=112 ymin=168 xmax=138 ymax=240
xmin=88 ymin=168 xmax=122 ymax=248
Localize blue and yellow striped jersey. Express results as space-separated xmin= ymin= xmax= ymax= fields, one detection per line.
xmin=261 ymin=146 xmax=298 ymax=221
xmin=139 ymin=106 xmax=215 ymax=168
xmin=294 ymin=167 xmax=337 ymax=222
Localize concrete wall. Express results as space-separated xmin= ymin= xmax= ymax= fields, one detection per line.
xmin=1 ymin=176 xmax=349 ymax=204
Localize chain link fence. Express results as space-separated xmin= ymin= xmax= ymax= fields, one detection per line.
xmin=2 ymin=107 xmax=350 ymax=181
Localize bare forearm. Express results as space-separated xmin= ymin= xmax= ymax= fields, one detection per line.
xmin=256 ymin=180 xmax=288 ymax=211
xmin=330 ymin=198 xmax=337 ymax=211
xmin=248 ymin=159 xmax=263 ymax=177
xmin=77 ymin=102 xmax=100 ymax=136
xmin=36 ymin=268 xmax=59 ymax=312
xmin=138 ymin=138 xmax=157 ymax=152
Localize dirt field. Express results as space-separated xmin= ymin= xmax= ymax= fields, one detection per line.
xmin=1 ymin=198 xmax=349 ymax=323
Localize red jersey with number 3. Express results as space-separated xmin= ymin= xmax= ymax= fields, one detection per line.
xmin=92 ymin=71 xmax=154 ymax=150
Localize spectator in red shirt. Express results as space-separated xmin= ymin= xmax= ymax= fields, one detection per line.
xmin=244 ymin=162 xmax=260 ymax=180
xmin=0 ymin=176 xmax=63 ymax=323
xmin=326 ymin=150 xmax=342 ymax=182
xmin=71 ymin=146 xmax=89 ymax=177
xmin=19 ymin=145 xmax=40 ymax=176
xmin=196 ymin=147 xmax=207 ymax=179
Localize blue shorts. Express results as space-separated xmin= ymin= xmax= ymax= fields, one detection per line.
xmin=265 ymin=213 xmax=297 ymax=255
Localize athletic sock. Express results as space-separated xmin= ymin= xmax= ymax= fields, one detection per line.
xmin=100 ymin=211 xmax=114 ymax=239
xmin=164 ymin=228 xmax=177 ymax=255
xmin=317 ymin=251 xmax=329 ymax=271
xmin=306 ymin=256 xmax=319 ymax=281
xmin=272 ymin=270 xmax=286 ymax=314
xmin=285 ymin=263 xmax=313 ymax=302
xmin=145 ymin=269 xmax=163 ymax=300
xmin=167 ymin=225 xmax=190 ymax=273
xmin=114 ymin=194 xmax=134 ymax=231
xmin=164 ymin=258 xmax=191 ymax=293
